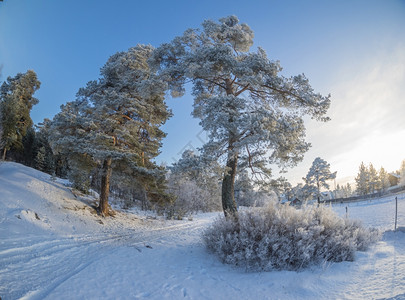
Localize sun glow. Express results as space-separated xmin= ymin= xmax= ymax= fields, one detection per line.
xmin=331 ymin=129 xmax=405 ymax=181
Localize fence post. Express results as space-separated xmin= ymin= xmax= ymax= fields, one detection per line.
xmin=394 ymin=196 xmax=398 ymax=232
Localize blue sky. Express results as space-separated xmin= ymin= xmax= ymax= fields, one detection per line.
xmin=1 ymin=0 xmax=404 ymax=186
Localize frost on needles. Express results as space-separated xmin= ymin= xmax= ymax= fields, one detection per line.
xmin=48 ymin=45 xmax=172 ymax=216
xmin=150 ymin=15 xmax=331 ymax=217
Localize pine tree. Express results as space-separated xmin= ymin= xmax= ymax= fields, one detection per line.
xmin=368 ymin=163 xmax=379 ymax=194
xmin=151 ymin=16 xmax=331 ymax=217
xmin=0 ymin=70 xmax=40 ymax=160
xmin=399 ymin=160 xmax=405 ymax=186
xmin=35 ymin=146 xmax=46 ymax=172
xmin=355 ymin=162 xmax=369 ymax=195
xmin=22 ymin=127 xmax=37 ymax=166
xmin=49 ymin=45 xmax=171 ymax=216
xmin=269 ymin=176 xmax=293 ymax=202
xmin=344 ymin=183 xmax=352 ymax=198
xmin=34 ymin=120 xmax=58 ymax=175
xmin=304 ymin=157 xmax=336 ymax=204
xmin=378 ymin=166 xmax=390 ymax=192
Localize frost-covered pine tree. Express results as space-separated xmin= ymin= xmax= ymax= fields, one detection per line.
xmin=355 ymin=162 xmax=369 ymax=195
xmin=304 ymin=157 xmax=336 ymax=204
xmin=378 ymin=166 xmax=390 ymax=192
xmin=49 ymin=45 xmax=171 ymax=216
xmin=151 ymin=16 xmax=331 ymax=217
xmin=399 ymin=160 xmax=405 ymax=187
xmin=0 ymin=70 xmax=40 ymax=160
xmin=367 ymin=163 xmax=379 ymax=194
xmin=341 ymin=182 xmax=353 ymax=198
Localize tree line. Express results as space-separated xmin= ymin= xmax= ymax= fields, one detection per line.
xmin=355 ymin=161 xmax=405 ymax=196
xmin=278 ymin=157 xmax=405 ymax=204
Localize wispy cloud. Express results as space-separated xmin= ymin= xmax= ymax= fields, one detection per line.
xmin=286 ymin=44 xmax=405 ymax=185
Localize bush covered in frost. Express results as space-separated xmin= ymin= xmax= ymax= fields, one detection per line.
xmin=203 ymin=203 xmax=381 ymax=271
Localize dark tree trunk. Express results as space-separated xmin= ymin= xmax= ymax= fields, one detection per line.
xmin=221 ymin=79 xmax=239 ymax=218
xmin=222 ymin=151 xmax=238 ymax=218
xmin=99 ymin=157 xmax=112 ymax=217
xmin=2 ymin=148 xmax=7 ymax=161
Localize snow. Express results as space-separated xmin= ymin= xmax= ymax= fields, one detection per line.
xmin=1 ymin=162 xmax=405 ymax=299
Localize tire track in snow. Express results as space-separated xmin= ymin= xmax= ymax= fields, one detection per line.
xmin=0 ymin=217 xmax=212 ymax=300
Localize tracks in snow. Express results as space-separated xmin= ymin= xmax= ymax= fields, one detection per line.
xmin=0 ymin=217 xmax=212 ymax=299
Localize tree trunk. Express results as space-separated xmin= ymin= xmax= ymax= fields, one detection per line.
xmin=222 ymin=151 xmax=238 ymax=218
xmin=2 ymin=148 xmax=7 ymax=161
xmin=222 ymin=79 xmax=238 ymax=218
xmin=99 ymin=157 xmax=112 ymax=217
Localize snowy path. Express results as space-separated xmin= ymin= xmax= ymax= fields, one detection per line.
xmin=0 ymin=218 xmax=212 ymax=300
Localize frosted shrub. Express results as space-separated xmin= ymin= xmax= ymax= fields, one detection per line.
xmin=203 ymin=203 xmax=380 ymax=271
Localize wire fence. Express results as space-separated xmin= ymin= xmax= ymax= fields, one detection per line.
xmin=331 ymin=192 xmax=405 ymax=232
xmin=325 ymin=185 xmax=405 ymax=204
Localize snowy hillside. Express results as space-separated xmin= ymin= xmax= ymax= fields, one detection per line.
xmin=1 ymin=162 xmax=405 ymax=299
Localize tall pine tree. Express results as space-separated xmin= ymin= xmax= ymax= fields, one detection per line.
xmin=151 ymin=16 xmax=331 ymax=217
xmin=49 ymin=45 xmax=171 ymax=216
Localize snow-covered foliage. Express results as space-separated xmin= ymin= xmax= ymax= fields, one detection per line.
xmin=151 ymin=15 xmax=331 ymax=215
xmin=234 ymin=170 xmax=256 ymax=206
xmin=203 ymin=202 xmax=380 ymax=271
xmin=304 ymin=157 xmax=336 ymax=203
xmin=355 ymin=162 xmax=369 ymax=195
xmin=333 ymin=183 xmax=353 ymax=199
xmin=234 ymin=170 xmax=279 ymax=207
xmin=48 ymin=45 xmax=172 ymax=215
xmin=356 ymin=162 xmax=391 ymax=195
xmin=166 ymin=150 xmax=222 ymax=217
xmin=0 ymin=70 xmax=40 ymax=160
xmin=399 ymin=160 xmax=405 ymax=187
xmin=379 ymin=167 xmax=391 ymax=191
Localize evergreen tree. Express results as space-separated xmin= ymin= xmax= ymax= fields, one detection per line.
xmin=22 ymin=127 xmax=37 ymax=166
xmin=399 ymin=159 xmax=405 ymax=186
xmin=304 ymin=157 xmax=336 ymax=204
xmin=35 ymin=120 xmax=58 ymax=175
xmin=344 ymin=183 xmax=352 ymax=198
xmin=333 ymin=183 xmax=342 ymax=199
xmin=151 ymin=16 xmax=331 ymax=217
xmin=378 ymin=166 xmax=390 ymax=192
xmin=368 ymin=163 xmax=379 ymax=194
xmin=0 ymin=70 xmax=40 ymax=160
xmin=49 ymin=45 xmax=171 ymax=216
xmin=355 ymin=162 xmax=369 ymax=195
xmin=290 ymin=183 xmax=311 ymax=202
xmin=35 ymin=146 xmax=46 ymax=172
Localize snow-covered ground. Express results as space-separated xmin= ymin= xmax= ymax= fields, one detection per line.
xmin=1 ymin=162 xmax=405 ymax=299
